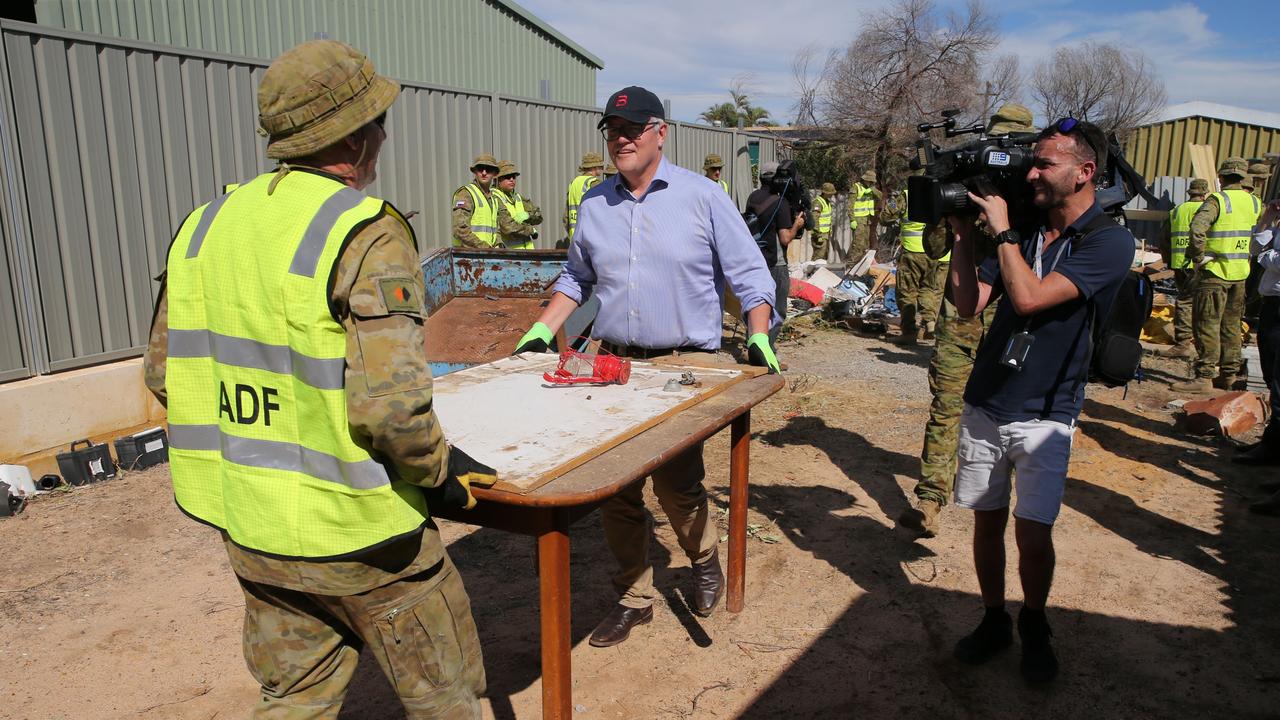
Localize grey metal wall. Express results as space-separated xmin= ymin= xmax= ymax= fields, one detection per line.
xmin=34 ymin=0 xmax=602 ymax=106
xmin=0 ymin=20 xmax=777 ymax=380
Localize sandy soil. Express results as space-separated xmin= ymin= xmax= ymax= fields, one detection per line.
xmin=2 ymin=320 xmax=1277 ymax=719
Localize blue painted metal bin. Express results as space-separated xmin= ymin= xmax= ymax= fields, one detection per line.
xmin=420 ymin=248 xmax=567 ymax=376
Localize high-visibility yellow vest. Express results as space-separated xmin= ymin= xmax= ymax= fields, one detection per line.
xmin=456 ymin=183 xmax=498 ymax=247
xmin=718 ymin=179 xmax=730 ymax=194
xmin=898 ymin=189 xmax=948 ymax=261
xmin=565 ymin=175 xmax=596 ymax=240
xmin=850 ymin=184 xmax=875 ymax=228
xmin=165 ymin=170 xmax=430 ymax=559
xmin=814 ymin=195 xmax=833 ymax=233
xmin=1168 ymin=198 xmax=1203 ymax=270
xmin=493 ymin=188 xmax=534 ymax=250
xmin=1203 ymin=189 xmax=1260 ymax=281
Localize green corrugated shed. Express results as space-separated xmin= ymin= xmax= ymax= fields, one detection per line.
xmin=1123 ymin=103 xmax=1280 ymax=181
xmin=33 ymin=0 xmax=602 ymax=105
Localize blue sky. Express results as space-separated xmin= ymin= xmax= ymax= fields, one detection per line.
xmin=520 ymin=0 xmax=1280 ymax=124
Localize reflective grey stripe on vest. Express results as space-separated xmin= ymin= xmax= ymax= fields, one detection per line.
xmin=185 ymin=192 xmax=234 ymax=258
xmin=470 ymin=225 xmax=498 ymax=234
xmin=902 ymin=230 xmax=924 ymax=238
xmin=1207 ymin=252 xmax=1251 ymax=260
xmin=169 ymin=424 xmax=391 ymax=490
xmin=1171 ymin=231 xmax=1189 ymax=237
xmin=1220 ymin=193 xmax=1232 ymax=213
xmin=1207 ymin=230 xmax=1247 ymax=238
xmin=169 ymin=328 xmax=345 ymax=390
xmin=289 ymin=187 xmax=367 ymax=277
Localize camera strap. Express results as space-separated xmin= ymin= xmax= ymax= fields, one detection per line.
xmin=755 ymin=178 xmax=791 ymax=237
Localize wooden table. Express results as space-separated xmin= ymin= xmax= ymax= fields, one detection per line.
xmin=432 ymin=372 xmax=784 ymax=719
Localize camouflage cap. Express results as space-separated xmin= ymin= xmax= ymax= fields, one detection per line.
xmin=258 ymin=40 xmax=400 ymax=160
xmin=604 ymin=162 xmax=618 ymax=176
xmin=703 ymin=153 xmax=724 ymax=170
xmin=579 ymin=151 xmax=605 ymax=170
xmin=1249 ymin=162 xmax=1270 ymax=176
xmin=470 ymin=153 xmax=499 ymax=171
xmin=497 ymin=160 xmax=519 ymax=178
xmin=860 ymin=170 xmax=876 ymax=183
xmin=820 ymin=182 xmax=836 ymax=195
xmin=1187 ymin=178 xmax=1210 ymax=196
xmin=987 ymin=103 xmax=1035 ymax=135
xmin=1218 ymin=156 xmax=1248 ymax=178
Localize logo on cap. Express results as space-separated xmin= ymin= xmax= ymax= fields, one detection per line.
xmin=615 ymin=95 xmax=628 ymax=107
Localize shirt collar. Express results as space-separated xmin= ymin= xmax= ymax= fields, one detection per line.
xmin=612 ymin=156 xmax=672 ymax=199
xmin=1062 ymin=200 xmax=1103 ymax=238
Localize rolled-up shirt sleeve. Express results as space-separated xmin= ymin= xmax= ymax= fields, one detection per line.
xmin=551 ymin=234 xmax=596 ymax=304
xmin=707 ymin=187 xmax=776 ymax=318
xmin=1255 ymin=229 xmax=1280 ymax=270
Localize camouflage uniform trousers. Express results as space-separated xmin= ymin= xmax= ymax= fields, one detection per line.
xmin=1192 ymin=274 xmax=1247 ymax=378
xmin=238 ymin=556 xmax=485 ymax=719
xmin=896 ymin=251 xmax=946 ymax=334
xmin=848 ymin=221 xmax=874 ymax=261
xmin=914 ymin=300 xmax=996 ymax=505
xmin=810 ymin=231 xmax=831 ymax=263
xmin=1172 ymin=268 xmax=1195 ymax=347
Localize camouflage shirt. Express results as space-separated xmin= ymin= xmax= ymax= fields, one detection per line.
xmin=144 ymin=206 xmax=449 ymax=595
xmin=451 ymin=184 xmax=498 ymax=248
xmin=494 ymin=190 xmax=543 ymax=243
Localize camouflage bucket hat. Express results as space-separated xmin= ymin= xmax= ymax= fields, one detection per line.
xmin=579 ymin=151 xmax=605 ymax=170
xmin=470 ymin=153 xmax=499 ymax=171
xmin=987 ymin=103 xmax=1035 ymax=135
xmin=604 ymin=163 xmax=618 ymax=176
xmin=1187 ymin=178 xmax=1210 ymax=196
xmin=497 ymin=160 xmax=519 ymax=178
xmin=703 ymin=153 xmax=724 ymax=170
xmin=820 ymin=182 xmax=836 ymax=195
xmin=860 ymin=170 xmax=877 ymax=183
xmin=1249 ymin=162 xmax=1269 ymax=175
xmin=1218 ymin=156 xmax=1248 ymax=178
xmin=259 ymin=40 xmax=400 ymax=160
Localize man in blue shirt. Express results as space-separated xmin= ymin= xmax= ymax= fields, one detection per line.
xmin=947 ymin=119 xmax=1133 ymax=682
xmin=513 ymin=86 xmax=779 ymax=647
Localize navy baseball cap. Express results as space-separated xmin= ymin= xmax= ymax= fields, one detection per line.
xmin=598 ymin=86 xmax=664 ymax=129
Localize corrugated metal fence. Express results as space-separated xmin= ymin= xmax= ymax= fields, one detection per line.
xmin=0 ymin=20 xmax=777 ymax=382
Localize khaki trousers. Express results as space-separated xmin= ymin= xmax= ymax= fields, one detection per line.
xmin=603 ymin=442 xmax=720 ymax=608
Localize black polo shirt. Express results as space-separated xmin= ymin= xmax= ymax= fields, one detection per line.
xmin=963 ymin=202 xmax=1134 ymax=424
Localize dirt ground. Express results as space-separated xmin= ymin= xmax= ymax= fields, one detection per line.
xmin=2 ymin=320 xmax=1278 ymax=719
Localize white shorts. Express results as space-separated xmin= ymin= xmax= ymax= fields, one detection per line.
xmin=953 ymin=404 xmax=1075 ymax=525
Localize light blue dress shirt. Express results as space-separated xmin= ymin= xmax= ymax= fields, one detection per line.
xmin=552 ymin=157 xmax=776 ymax=349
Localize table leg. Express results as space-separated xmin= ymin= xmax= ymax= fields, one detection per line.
xmin=538 ymin=510 xmax=572 ymax=719
xmin=728 ymin=410 xmax=750 ymax=613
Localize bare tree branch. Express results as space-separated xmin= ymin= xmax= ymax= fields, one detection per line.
xmin=1030 ymin=42 xmax=1165 ymax=140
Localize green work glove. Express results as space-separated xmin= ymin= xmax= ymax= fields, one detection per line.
xmin=746 ymin=333 xmax=781 ymax=374
xmin=514 ymin=321 xmax=553 ymax=354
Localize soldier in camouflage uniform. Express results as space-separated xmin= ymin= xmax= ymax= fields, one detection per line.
xmin=144 ymin=40 xmax=487 ymax=718
xmin=899 ymin=104 xmax=1034 ymax=537
xmin=849 ymin=170 xmax=883 ymax=262
xmin=452 ymin=153 xmax=502 ymax=248
xmin=1172 ymin=157 xmax=1261 ymax=393
xmin=493 ymin=160 xmax=543 ymax=249
xmin=1159 ymin=178 xmax=1210 ymax=358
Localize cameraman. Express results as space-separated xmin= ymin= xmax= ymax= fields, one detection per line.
xmin=946 ymin=119 xmax=1133 ymax=682
xmin=747 ymin=161 xmax=805 ymax=348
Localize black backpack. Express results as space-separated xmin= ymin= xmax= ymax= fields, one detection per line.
xmin=1077 ymin=214 xmax=1154 ymax=387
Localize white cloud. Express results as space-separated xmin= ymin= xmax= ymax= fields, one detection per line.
xmin=522 ymin=1 xmax=1279 ymax=123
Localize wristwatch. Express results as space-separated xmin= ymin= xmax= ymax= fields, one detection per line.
xmin=996 ymin=229 xmax=1020 ymax=245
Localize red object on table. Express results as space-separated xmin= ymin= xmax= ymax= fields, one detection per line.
xmin=789 ymin=278 xmax=825 ymax=306
xmin=543 ymin=342 xmax=632 ymax=385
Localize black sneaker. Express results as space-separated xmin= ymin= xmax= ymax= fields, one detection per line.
xmin=1018 ymin=608 xmax=1059 ymax=682
xmin=954 ymin=608 xmax=1013 ymax=664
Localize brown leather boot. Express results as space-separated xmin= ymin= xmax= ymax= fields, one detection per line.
xmin=691 ymin=550 xmax=725 ymax=616
xmin=588 ymin=603 xmax=653 ymax=647
xmin=1170 ymin=377 xmax=1213 ymax=393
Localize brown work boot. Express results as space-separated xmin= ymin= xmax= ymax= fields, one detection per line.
xmin=589 ymin=603 xmax=653 ymax=647
xmin=898 ymin=498 xmax=943 ymax=538
xmin=1170 ymin=377 xmax=1213 ymax=394
xmin=690 ymin=550 xmax=725 ymax=616
xmin=922 ymin=322 xmax=937 ymax=341
xmin=1160 ymin=342 xmax=1196 ymax=359
xmin=890 ymin=330 xmax=919 ymax=346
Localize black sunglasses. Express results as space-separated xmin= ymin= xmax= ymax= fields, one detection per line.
xmin=1053 ymin=117 xmax=1100 ymax=163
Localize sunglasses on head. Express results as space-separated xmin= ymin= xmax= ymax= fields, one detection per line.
xmin=1052 ymin=117 xmax=1100 ymax=163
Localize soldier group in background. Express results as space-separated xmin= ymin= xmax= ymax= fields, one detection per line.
xmin=560 ymin=151 xmax=605 ymax=248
